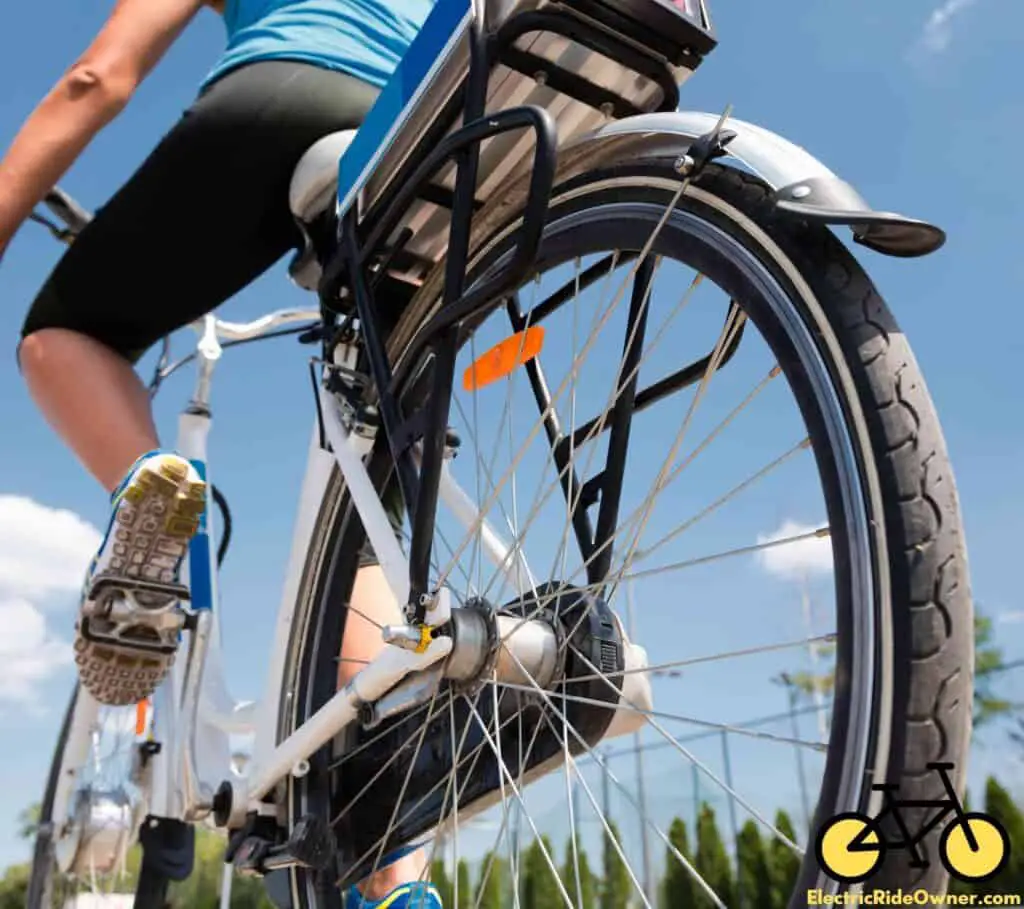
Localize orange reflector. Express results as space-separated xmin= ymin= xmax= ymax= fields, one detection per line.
xmin=463 ymin=326 xmax=545 ymax=391
xmin=135 ymin=699 xmax=149 ymax=736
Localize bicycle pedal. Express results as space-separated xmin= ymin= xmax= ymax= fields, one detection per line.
xmin=233 ymin=815 xmax=336 ymax=876
xmin=281 ymin=814 xmax=336 ymax=871
xmin=87 ymin=575 xmax=191 ymax=605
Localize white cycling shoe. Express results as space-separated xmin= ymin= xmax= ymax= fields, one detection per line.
xmin=75 ymin=451 xmax=206 ymax=706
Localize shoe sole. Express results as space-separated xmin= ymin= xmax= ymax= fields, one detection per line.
xmin=75 ymin=456 xmax=206 ymax=707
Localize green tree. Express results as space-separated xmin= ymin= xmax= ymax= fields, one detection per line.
xmin=599 ymin=821 xmax=631 ymax=909
xmin=455 ymin=858 xmax=472 ymax=909
xmin=0 ymin=863 xmax=29 ymax=909
xmin=974 ymin=615 xmax=1014 ymax=726
xmin=978 ymin=776 xmax=1024 ymax=895
xmin=767 ymin=811 xmax=800 ymax=909
xmin=432 ymin=859 xmax=454 ymax=909
xmin=476 ymin=851 xmax=509 ymax=909
xmin=522 ymin=836 xmax=561 ymax=909
xmin=692 ymin=803 xmax=733 ymax=909
xmin=735 ymin=820 xmax=773 ymax=909
xmin=561 ymin=835 xmax=597 ymax=909
xmin=17 ymin=804 xmax=41 ymax=841
xmin=660 ymin=816 xmax=697 ymax=909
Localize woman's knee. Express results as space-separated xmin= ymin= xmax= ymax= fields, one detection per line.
xmin=17 ymin=326 xmax=124 ymax=380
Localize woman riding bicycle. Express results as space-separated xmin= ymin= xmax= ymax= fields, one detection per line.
xmin=0 ymin=0 xmax=436 ymax=905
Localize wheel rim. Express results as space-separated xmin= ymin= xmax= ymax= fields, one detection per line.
xmin=291 ymin=178 xmax=891 ymax=908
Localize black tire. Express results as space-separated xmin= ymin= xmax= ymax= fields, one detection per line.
xmin=282 ymin=159 xmax=973 ymax=904
xmin=27 ymin=685 xmax=79 ymax=909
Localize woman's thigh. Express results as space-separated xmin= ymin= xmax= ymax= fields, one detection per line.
xmin=21 ymin=60 xmax=377 ymax=362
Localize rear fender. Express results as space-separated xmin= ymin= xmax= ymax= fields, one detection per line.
xmin=553 ymin=111 xmax=945 ymax=258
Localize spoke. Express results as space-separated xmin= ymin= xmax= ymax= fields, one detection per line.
xmin=495 ymin=680 xmax=826 ymax=751
xmin=559 ymin=361 xmax=783 ymax=606
xmin=560 ymin=632 xmax=837 ymax=683
xmin=470 ymin=267 xmax=709 ymax=642
xmin=598 ymin=525 xmax=830 ymax=587
xmin=489 ymin=258 xmax=693 ymax=606
xmin=567 ymin=644 xmax=805 ymax=853
xmin=629 ymin=436 xmax=812 ymax=570
xmin=534 ymin=709 xmax=725 ymax=909
xmin=437 ymin=196 xmax=703 ymax=591
xmin=458 ymin=697 xmax=587 ymax=908
xmin=480 ymin=357 xmax=785 ymax=654
xmin=466 ymin=691 xmax=654 ymax=909
xmin=557 ymin=431 xmax=813 ymax=648
xmin=328 ymin=698 xmax=435 ymax=772
xmin=610 ymin=303 xmax=747 ymax=604
xmin=330 ymin=695 xmax=444 ymax=827
xmin=341 ymin=683 xmax=543 ymax=883
xmin=362 ymin=675 xmax=448 ymax=885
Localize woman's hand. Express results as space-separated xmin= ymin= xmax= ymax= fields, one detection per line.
xmin=0 ymin=0 xmax=208 ymax=252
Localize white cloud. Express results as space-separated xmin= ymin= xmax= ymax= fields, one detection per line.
xmin=918 ymin=0 xmax=980 ymax=55
xmin=0 ymin=598 xmax=74 ymax=704
xmin=756 ymin=520 xmax=833 ymax=581
xmin=0 ymin=495 xmax=102 ymax=600
xmin=998 ymin=610 xmax=1024 ymax=625
xmin=0 ymin=496 xmax=102 ymax=705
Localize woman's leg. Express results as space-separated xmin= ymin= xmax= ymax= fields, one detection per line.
xmin=19 ymin=328 xmax=159 ymax=493
xmin=341 ymin=566 xmax=429 ymax=898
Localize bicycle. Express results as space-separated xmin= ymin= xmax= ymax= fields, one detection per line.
xmin=816 ymin=762 xmax=1010 ymax=885
xmin=24 ymin=0 xmax=975 ymax=905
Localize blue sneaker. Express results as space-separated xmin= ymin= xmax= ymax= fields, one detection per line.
xmin=345 ymin=882 xmax=443 ymax=909
xmin=75 ymin=450 xmax=206 ymax=706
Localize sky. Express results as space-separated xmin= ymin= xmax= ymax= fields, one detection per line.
xmin=1 ymin=0 xmax=1023 ymax=883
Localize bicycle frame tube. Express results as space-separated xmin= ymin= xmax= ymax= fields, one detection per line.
xmin=134 ymin=339 xmax=542 ymax=828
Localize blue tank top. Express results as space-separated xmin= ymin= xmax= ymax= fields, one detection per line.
xmin=203 ymin=0 xmax=434 ymax=91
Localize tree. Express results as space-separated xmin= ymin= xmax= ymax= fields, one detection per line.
xmin=454 ymin=859 xmax=473 ymax=909
xmin=476 ymin=851 xmax=509 ymax=909
xmin=561 ymin=835 xmax=597 ymax=909
xmin=17 ymin=804 xmax=41 ymax=841
xmin=735 ymin=820 xmax=773 ymax=909
xmin=432 ymin=858 xmax=454 ymax=909
xmin=692 ymin=803 xmax=733 ymax=909
xmin=767 ymin=811 xmax=800 ymax=909
xmin=978 ymin=777 xmax=1024 ymax=895
xmin=0 ymin=864 xmax=29 ymax=909
xmin=974 ymin=615 xmax=1014 ymax=726
xmin=660 ymin=817 xmax=697 ymax=909
xmin=522 ymin=836 xmax=562 ymax=909
xmin=599 ymin=821 xmax=631 ymax=909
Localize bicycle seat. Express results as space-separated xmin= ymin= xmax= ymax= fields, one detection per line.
xmin=288 ymin=130 xmax=356 ymax=290
xmin=289 ymin=130 xmax=357 ymax=223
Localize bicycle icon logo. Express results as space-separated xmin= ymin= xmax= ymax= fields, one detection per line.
xmin=815 ymin=762 xmax=1010 ymax=884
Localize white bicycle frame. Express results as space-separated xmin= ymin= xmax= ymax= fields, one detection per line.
xmin=50 ymin=305 xmax=543 ymax=876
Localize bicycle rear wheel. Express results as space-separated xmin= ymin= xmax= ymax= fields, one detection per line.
xmin=282 ymin=159 xmax=972 ymax=906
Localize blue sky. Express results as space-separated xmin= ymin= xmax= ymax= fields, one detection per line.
xmin=1 ymin=0 xmax=1023 ymax=879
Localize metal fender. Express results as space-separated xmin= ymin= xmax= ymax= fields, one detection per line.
xmin=554 ymin=111 xmax=946 ymax=258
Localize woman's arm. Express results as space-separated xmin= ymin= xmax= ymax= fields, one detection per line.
xmin=0 ymin=0 xmax=211 ymax=254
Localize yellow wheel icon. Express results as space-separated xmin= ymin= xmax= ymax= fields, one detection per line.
xmin=940 ymin=813 xmax=1010 ymax=882
xmin=815 ymin=813 xmax=884 ymax=883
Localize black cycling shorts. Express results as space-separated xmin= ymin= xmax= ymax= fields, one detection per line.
xmin=21 ymin=60 xmax=377 ymax=362
xmin=22 ymin=60 xmax=407 ymax=566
